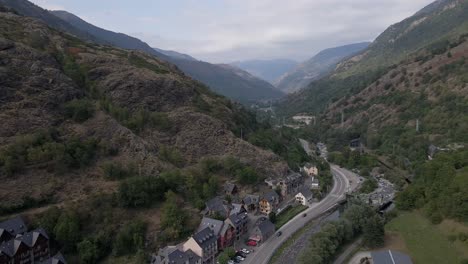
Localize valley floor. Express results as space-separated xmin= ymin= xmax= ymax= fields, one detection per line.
xmin=385 ymin=211 xmax=468 ymax=264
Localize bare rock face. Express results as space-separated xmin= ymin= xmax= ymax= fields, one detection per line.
xmin=0 ymin=36 xmax=82 ymax=142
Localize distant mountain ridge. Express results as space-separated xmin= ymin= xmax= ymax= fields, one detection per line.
xmin=275 ymin=42 xmax=370 ymax=93
xmin=166 ymin=59 xmax=284 ymax=103
xmin=279 ymin=0 xmax=468 ymax=116
xmin=0 ymin=0 xmax=283 ymax=103
xmin=153 ymin=47 xmax=197 ymax=61
xmin=230 ymin=59 xmax=298 ymax=84
xmin=50 ymin=10 xmax=167 ymax=58
xmin=52 ymin=9 xmax=282 ymax=104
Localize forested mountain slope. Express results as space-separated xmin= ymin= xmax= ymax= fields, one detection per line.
xmin=278 ymin=0 xmax=468 ymax=116
xmin=276 ymin=42 xmax=369 ymax=93
xmin=0 ymin=7 xmax=287 ymax=261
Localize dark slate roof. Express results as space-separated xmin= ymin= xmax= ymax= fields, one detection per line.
xmin=371 ymin=250 xmax=413 ymax=264
xmin=39 ymin=252 xmax=67 ymax=264
xmin=262 ymin=191 xmax=279 ymax=204
xmin=230 ymin=204 xmax=244 ymax=216
xmin=205 ymin=197 xmax=231 ymax=217
xmin=0 ymin=216 xmax=27 ymax=237
xmin=192 ymin=227 xmax=216 ymax=249
xmin=297 ymin=187 xmax=313 ymax=199
xmin=167 ymin=249 xmax=201 ymax=264
xmin=0 ymin=239 xmax=23 ymax=257
xmin=284 ymin=172 xmax=303 ymax=182
xmin=224 ymin=183 xmax=237 ymax=193
xmin=16 ymin=228 xmax=49 ymax=247
xmin=228 ymin=212 xmax=247 ymax=228
xmin=243 ymin=195 xmax=259 ymax=205
xmin=198 ymin=217 xmax=224 ymax=236
xmin=257 ymin=219 xmax=275 ymax=237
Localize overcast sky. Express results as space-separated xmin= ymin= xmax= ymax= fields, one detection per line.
xmin=30 ymin=0 xmax=435 ymax=63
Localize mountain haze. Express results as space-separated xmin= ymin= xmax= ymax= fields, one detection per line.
xmin=276 ymin=42 xmax=370 ymax=93
xmin=230 ymin=59 xmax=298 ymax=84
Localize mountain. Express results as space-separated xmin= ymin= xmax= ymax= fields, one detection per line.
xmin=230 ymin=59 xmax=297 ymax=84
xmin=153 ymin=47 xmax=197 ymax=61
xmin=275 ymin=42 xmax=370 ymax=93
xmin=50 ymin=10 xmax=167 ymax=58
xmin=165 ymin=58 xmax=284 ymax=103
xmin=279 ymin=0 xmax=468 ymax=116
xmin=48 ymin=8 xmax=282 ymax=103
xmin=0 ymin=6 xmax=288 ymax=261
xmin=336 ymin=0 xmax=468 ymax=77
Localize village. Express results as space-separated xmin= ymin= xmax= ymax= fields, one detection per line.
xmin=0 ymin=216 xmax=67 ymax=264
xmin=151 ymin=163 xmax=321 ymax=264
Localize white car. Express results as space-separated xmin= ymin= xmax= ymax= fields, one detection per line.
xmin=236 ymin=256 xmax=245 ymax=261
xmin=241 ymin=248 xmax=250 ymax=254
xmin=227 ymin=261 xmax=235 ymax=264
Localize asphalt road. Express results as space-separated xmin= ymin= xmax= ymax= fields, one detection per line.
xmin=243 ymin=165 xmax=356 ymax=264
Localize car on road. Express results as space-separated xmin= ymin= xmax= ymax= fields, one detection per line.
xmin=246 ymin=240 xmax=257 ymax=246
xmin=276 ymin=231 xmax=282 ymax=237
xmin=241 ymin=248 xmax=250 ymax=254
xmin=303 ymin=213 xmax=307 ymax=217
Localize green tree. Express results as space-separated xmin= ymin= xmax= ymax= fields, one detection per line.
xmin=363 ymin=215 xmax=385 ymax=248
xmin=117 ymin=176 xmax=167 ymax=207
xmin=160 ymin=191 xmax=187 ymax=240
xmin=218 ymin=247 xmax=236 ymax=264
xmin=113 ymin=220 xmax=146 ymax=256
xmin=54 ymin=211 xmax=81 ymax=252
xmin=77 ymin=239 xmax=99 ymax=264
xmin=64 ymin=99 xmax=95 ymax=122
xmin=236 ymin=166 xmax=259 ymax=185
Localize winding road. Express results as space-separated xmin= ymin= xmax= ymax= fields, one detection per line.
xmin=243 ymin=165 xmax=358 ymax=264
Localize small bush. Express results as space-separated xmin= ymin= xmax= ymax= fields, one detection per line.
xmin=64 ymin=99 xmax=95 ymax=122
xmin=117 ymin=176 xmax=168 ymax=207
xmin=113 ymin=220 xmax=146 ymax=256
xmin=102 ymin=162 xmax=137 ymax=180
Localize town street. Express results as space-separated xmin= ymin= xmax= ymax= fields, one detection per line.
xmin=243 ymin=165 xmax=358 ymax=264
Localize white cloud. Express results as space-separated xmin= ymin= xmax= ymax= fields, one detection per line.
xmin=30 ymin=0 xmax=436 ymax=63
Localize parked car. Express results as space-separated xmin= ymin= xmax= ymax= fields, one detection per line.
xmin=276 ymin=231 xmax=282 ymax=237
xmin=241 ymin=248 xmax=250 ymax=254
xmin=227 ymin=261 xmax=235 ymax=264
xmin=236 ymin=256 xmax=245 ymax=261
xmin=246 ymin=240 xmax=257 ymax=246
xmin=236 ymin=252 xmax=247 ymax=258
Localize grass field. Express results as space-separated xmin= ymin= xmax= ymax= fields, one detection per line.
xmin=275 ymin=205 xmax=308 ymax=229
xmin=386 ymin=211 xmax=468 ymax=264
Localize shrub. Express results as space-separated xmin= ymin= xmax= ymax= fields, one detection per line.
xmin=117 ymin=176 xmax=168 ymax=207
xmin=113 ymin=220 xmax=146 ymax=256
xmin=102 ymin=162 xmax=136 ymax=180
xmin=159 ymin=145 xmax=184 ymax=167
xmin=236 ymin=166 xmax=259 ymax=185
xmin=64 ymin=99 xmax=95 ymax=122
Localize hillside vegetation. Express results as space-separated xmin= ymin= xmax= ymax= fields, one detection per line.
xmin=0 ymin=7 xmax=287 ymax=262
xmin=278 ymin=0 xmax=468 ymax=116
